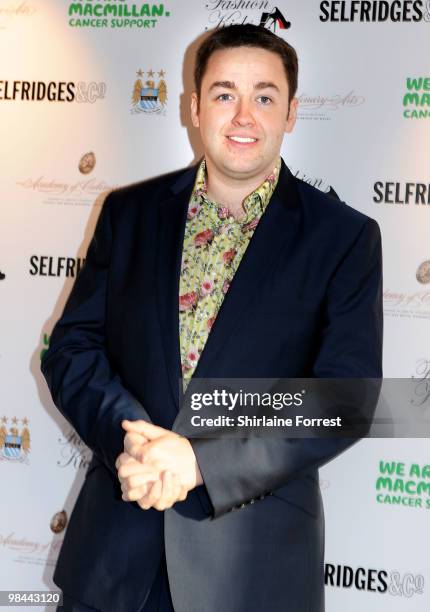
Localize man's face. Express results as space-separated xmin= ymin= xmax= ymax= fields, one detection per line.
xmin=191 ymin=46 xmax=297 ymax=181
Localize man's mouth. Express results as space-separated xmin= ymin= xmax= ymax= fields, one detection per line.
xmin=226 ymin=136 xmax=258 ymax=144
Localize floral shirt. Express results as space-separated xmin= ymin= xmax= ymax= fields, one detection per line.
xmin=179 ymin=157 xmax=281 ymax=391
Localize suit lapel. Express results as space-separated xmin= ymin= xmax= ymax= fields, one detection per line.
xmin=156 ymin=166 xmax=197 ymax=410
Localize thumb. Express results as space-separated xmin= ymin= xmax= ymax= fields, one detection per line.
xmin=122 ymin=419 xmax=168 ymax=440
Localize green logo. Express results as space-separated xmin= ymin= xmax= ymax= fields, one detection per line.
xmin=376 ymin=460 xmax=430 ymax=509
xmin=403 ymin=77 xmax=430 ymax=119
xmin=68 ymin=1 xmax=171 ymax=29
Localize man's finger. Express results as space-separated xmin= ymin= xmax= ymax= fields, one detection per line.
xmin=138 ymin=480 xmax=163 ymax=510
xmin=122 ymin=420 xmax=169 ymax=440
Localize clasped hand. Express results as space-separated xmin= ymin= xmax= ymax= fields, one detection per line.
xmin=115 ymin=420 xmax=203 ymax=511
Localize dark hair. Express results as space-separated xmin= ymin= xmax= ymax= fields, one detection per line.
xmin=194 ymin=24 xmax=298 ymax=103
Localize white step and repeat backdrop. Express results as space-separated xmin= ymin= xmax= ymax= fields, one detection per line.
xmin=1 ymin=1 xmax=429 ymax=610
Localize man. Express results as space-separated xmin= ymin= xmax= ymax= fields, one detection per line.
xmin=41 ymin=24 xmax=383 ymax=612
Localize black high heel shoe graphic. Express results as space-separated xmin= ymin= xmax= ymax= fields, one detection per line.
xmin=259 ymin=8 xmax=291 ymax=31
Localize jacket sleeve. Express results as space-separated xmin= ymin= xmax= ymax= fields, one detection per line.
xmin=41 ymin=193 xmax=153 ymax=477
xmin=188 ymin=217 xmax=383 ymax=519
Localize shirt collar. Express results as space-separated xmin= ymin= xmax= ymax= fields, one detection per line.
xmin=191 ymin=156 xmax=281 ymax=221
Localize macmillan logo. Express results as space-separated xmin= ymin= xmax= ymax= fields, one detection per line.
xmin=40 ymin=333 xmax=50 ymax=361
xmin=373 ymin=180 xmax=430 ymax=205
xmin=131 ymin=68 xmax=167 ymax=115
xmin=0 ymin=416 xmax=31 ymax=464
xmin=205 ymin=1 xmax=291 ymax=31
xmin=68 ymin=1 xmax=171 ymax=29
xmin=320 ymin=0 xmax=430 ymax=22
xmin=326 ymin=563 xmax=424 ymax=597
xmin=0 ymin=80 xmax=106 ymax=103
xmin=403 ymin=77 xmax=430 ymax=119
xmin=376 ymin=459 xmax=430 ymax=510
xmin=30 ymin=256 xmax=85 ymax=278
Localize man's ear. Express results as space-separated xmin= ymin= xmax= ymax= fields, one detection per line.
xmin=190 ymin=92 xmax=200 ymax=128
xmin=285 ymin=97 xmax=298 ymax=134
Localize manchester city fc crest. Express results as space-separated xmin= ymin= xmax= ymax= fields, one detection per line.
xmin=0 ymin=416 xmax=31 ymax=463
xmin=131 ymin=69 xmax=167 ymax=115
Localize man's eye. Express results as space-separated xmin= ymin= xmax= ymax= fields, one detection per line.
xmin=257 ymin=96 xmax=272 ymax=105
xmin=217 ymin=93 xmax=232 ymax=101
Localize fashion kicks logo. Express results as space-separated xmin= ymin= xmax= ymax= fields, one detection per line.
xmin=403 ymin=77 xmax=430 ymax=119
xmin=320 ymin=1 xmax=430 ymax=22
xmin=325 ymin=563 xmax=424 ymax=597
xmin=68 ymin=1 xmax=171 ymax=29
xmin=131 ymin=69 xmax=167 ymax=115
xmin=205 ymin=1 xmax=291 ymax=31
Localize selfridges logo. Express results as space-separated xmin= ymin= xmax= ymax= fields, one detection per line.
xmin=68 ymin=1 xmax=171 ymax=29
xmin=373 ymin=180 xmax=430 ymax=205
xmin=376 ymin=459 xmax=430 ymax=510
xmin=205 ymin=1 xmax=291 ymax=31
xmin=0 ymin=80 xmax=106 ymax=103
xmin=320 ymin=1 xmax=430 ymax=22
xmin=29 ymin=256 xmax=85 ymax=278
xmin=403 ymin=77 xmax=430 ymax=119
xmin=325 ymin=563 xmax=424 ymax=597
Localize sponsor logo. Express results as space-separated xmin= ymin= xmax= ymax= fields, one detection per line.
xmin=416 ymin=261 xmax=430 ymax=284
xmin=289 ymin=166 xmax=340 ymax=198
xmin=373 ymin=181 xmax=430 ymax=205
xmin=29 ymin=256 xmax=85 ymax=278
xmin=57 ymin=428 xmax=91 ymax=471
xmin=79 ymin=151 xmax=96 ymax=175
xmin=131 ymin=68 xmax=167 ymax=115
xmin=0 ymin=532 xmax=62 ymax=566
xmin=50 ymin=511 xmax=68 ymax=534
xmin=16 ymin=167 xmax=118 ymax=207
xmin=0 ymin=269 xmax=5 ymax=280
xmin=0 ymin=80 xmax=106 ymax=103
xmin=325 ymin=563 xmax=424 ymax=597
xmin=403 ymin=77 xmax=430 ymax=119
xmin=297 ymin=90 xmax=365 ymax=121
xmin=0 ymin=1 xmax=36 ymax=30
xmin=205 ymin=1 xmax=291 ymax=31
xmin=320 ymin=1 xmax=430 ymax=23
xmin=376 ymin=459 xmax=430 ymax=510
xmin=40 ymin=333 xmax=50 ymax=361
xmin=68 ymin=1 xmax=171 ymax=29
xmin=0 ymin=416 xmax=30 ymax=463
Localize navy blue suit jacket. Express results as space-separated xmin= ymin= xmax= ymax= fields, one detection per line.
xmin=41 ymin=160 xmax=383 ymax=612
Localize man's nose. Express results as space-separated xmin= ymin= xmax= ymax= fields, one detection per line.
xmin=232 ymin=99 xmax=255 ymax=127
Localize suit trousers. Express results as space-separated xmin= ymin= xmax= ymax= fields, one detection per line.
xmin=58 ymin=551 xmax=175 ymax=612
